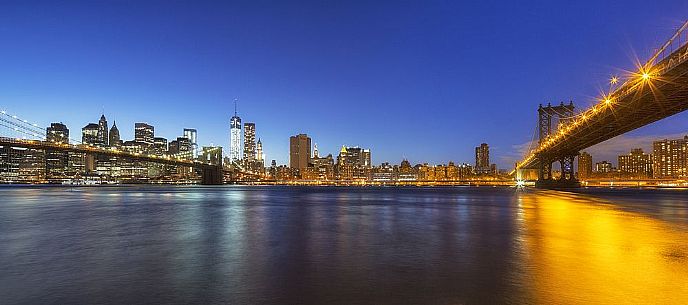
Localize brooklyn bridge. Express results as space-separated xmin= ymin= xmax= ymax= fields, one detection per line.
xmin=0 ymin=111 xmax=262 ymax=184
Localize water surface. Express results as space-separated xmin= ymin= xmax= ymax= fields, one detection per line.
xmin=0 ymin=186 xmax=686 ymax=304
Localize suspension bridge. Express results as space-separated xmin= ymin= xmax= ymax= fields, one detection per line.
xmin=0 ymin=110 xmax=264 ymax=184
xmin=515 ymin=20 xmax=688 ymax=188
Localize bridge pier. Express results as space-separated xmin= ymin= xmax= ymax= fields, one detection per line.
xmin=200 ymin=165 xmax=223 ymax=185
xmin=535 ymin=152 xmax=580 ymax=189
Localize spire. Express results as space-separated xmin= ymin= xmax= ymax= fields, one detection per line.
xmin=234 ymin=98 xmax=238 ymax=116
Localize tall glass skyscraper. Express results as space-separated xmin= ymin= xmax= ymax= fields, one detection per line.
xmin=229 ymin=102 xmax=242 ymax=163
xmin=97 ymin=114 xmax=109 ymax=147
xmin=243 ymin=123 xmax=256 ymax=164
xmin=183 ymin=128 xmax=198 ymax=158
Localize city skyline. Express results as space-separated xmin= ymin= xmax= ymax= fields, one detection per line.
xmin=2 ymin=1 xmax=688 ymax=167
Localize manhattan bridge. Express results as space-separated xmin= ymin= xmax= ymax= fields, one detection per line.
xmin=514 ymin=20 xmax=688 ymax=188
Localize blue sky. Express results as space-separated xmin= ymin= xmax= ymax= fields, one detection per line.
xmin=1 ymin=1 xmax=687 ymax=167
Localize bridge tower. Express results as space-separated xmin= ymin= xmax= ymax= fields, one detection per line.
xmin=536 ymin=101 xmax=580 ymax=188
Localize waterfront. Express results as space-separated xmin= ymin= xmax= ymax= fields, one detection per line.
xmin=1 ymin=186 xmax=687 ymax=304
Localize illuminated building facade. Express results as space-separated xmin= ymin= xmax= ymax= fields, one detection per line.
xmin=474 ymin=143 xmax=495 ymax=175
xmin=153 ymin=137 xmax=168 ymax=155
xmin=256 ymin=138 xmax=264 ymax=168
xmin=307 ymin=152 xmax=335 ymax=180
xmin=229 ymin=111 xmax=242 ymax=163
xmin=243 ymin=123 xmax=256 ymax=165
xmin=183 ymin=128 xmax=198 ymax=158
xmin=652 ymin=136 xmax=688 ymax=178
xmin=618 ymin=148 xmax=652 ymax=178
xmin=0 ymin=147 xmax=47 ymax=183
xmin=336 ymin=146 xmax=371 ymax=180
xmin=578 ymin=151 xmax=592 ymax=180
xmin=82 ymin=123 xmax=100 ymax=145
xmin=595 ymin=161 xmax=613 ymax=173
xmin=135 ymin=123 xmax=155 ymax=146
xmin=97 ymin=115 xmax=109 ymax=146
xmin=45 ymin=123 xmax=70 ymax=179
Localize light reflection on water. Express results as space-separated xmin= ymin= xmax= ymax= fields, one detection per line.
xmin=0 ymin=186 xmax=686 ymax=304
xmin=516 ymin=190 xmax=688 ymax=304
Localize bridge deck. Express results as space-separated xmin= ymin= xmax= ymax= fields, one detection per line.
xmin=520 ymin=43 xmax=688 ymax=169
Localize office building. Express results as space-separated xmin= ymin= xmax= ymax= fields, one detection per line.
xmin=256 ymin=138 xmax=264 ymax=168
xmin=475 ymin=143 xmax=494 ymax=174
xmin=243 ymin=123 xmax=256 ymax=164
xmin=169 ymin=137 xmax=192 ymax=158
xmin=82 ymin=123 xmax=100 ymax=145
xmin=229 ymin=103 xmax=242 ymax=163
xmin=336 ymin=146 xmax=371 ymax=180
xmin=97 ymin=114 xmax=109 ymax=146
xmin=45 ymin=123 xmax=70 ymax=178
xmin=308 ymin=152 xmax=335 ymax=180
xmin=289 ymin=134 xmax=311 ymax=171
xmin=109 ymin=121 xmax=121 ymax=147
xmin=135 ymin=123 xmax=154 ymax=146
xmin=153 ymin=137 xmax=168 ymax=155
xmin=183 ymin=128 xmax=198 ymax=158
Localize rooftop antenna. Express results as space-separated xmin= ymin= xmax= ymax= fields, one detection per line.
xmin=234 ymin=98 xmax=238 ymax=116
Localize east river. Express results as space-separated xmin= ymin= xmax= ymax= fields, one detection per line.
xmin=1 ymin=186 xmax=687 ymax=304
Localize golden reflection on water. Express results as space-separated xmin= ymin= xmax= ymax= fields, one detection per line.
xmin=517 ymin=190 xmax=688 ymax=304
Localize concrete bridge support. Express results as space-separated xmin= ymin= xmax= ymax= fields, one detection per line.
xmin=200 ymin=165 xmax=223 ymax=185
xmin=535 ymin=152 xmax=580 ymax=188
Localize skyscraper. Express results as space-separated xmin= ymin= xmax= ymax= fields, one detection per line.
xmin=82 ymin=123 xmax=100 ymax=145
xmin=109 ymin=121 xmax=121 ymax=147
xmin=290 ymin=134 xmax=311 ymax=170
xmin=229 ymin=102 xmax=242 ymax=163
xmin=97 ymin=114 xmax=109 ymax=146
xmin=256 ymin=138 xmax=264 ymax=167
xmin=47 ymin=122 xmax=69 ymax=144
xmin=336 ymin=146 xmax=371 ymax=180
xmin=578 ymin=151 xmax=592 ymax=180
xmin=46 ymin=123 xmax=69 ymax=178
xmin=183 ymin=128 xmax=198 ymax=158
xmin=475 ymin=143 xmax=492 ymax=174
xmin=135 ymin=123 xmax=154 ymax=145
xmin=168 ymin=137 xmax=192 ymax=158
xmin=243 ymin=123 xmax=256 ymax=164
xmin=475 ymin=143 xmax=489 ymax=168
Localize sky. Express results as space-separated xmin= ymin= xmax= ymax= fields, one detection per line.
xmin=1 ymin=0 xmax=687 ymax=168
